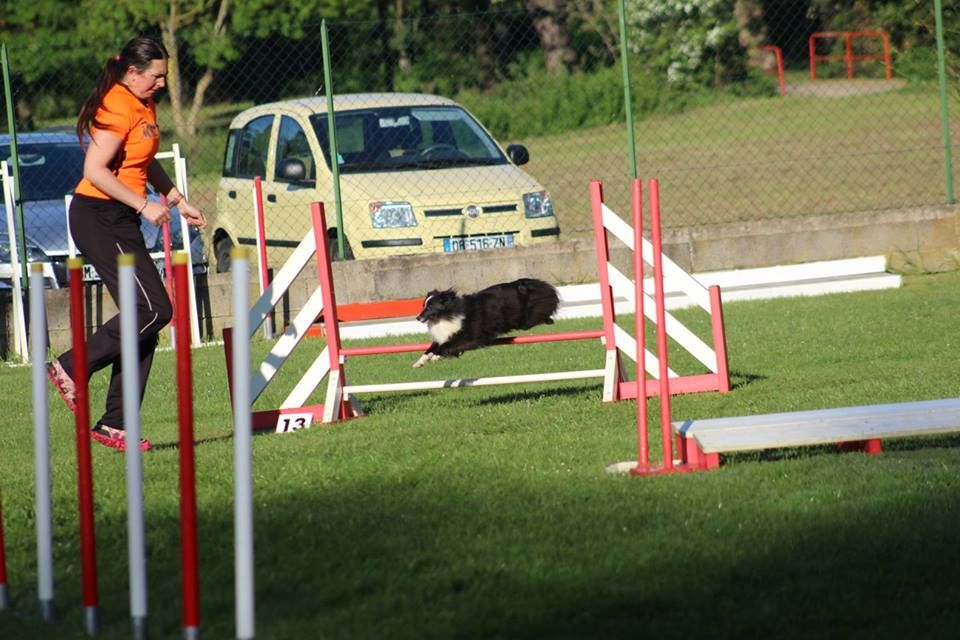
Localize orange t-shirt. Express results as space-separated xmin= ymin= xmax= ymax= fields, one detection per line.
xmin=75 ymin=83 xmax=160 ymax=200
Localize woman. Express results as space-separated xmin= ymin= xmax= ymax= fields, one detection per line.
xmin=46 ymin=37 xmax=206 ymax=452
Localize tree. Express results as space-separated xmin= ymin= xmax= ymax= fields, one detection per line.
xmin=526 ymin=0 xmax=577 ymax=72
xmin=74 ymin=0 xmax=339 ymax=144
xmin=0 ymin=0 xmax=93 ymax=128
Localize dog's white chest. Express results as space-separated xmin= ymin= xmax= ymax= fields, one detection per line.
xmin=428 ymin=315 xmax=463 ymax=344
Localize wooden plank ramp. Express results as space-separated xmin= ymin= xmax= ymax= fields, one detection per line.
xmin=673 ymin=398 xmax=960 ymax=468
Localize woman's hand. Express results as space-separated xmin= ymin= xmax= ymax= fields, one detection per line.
xmin=141 ymin=200 xmax=171 ymax=226
xmin=176 ymin=198 xmax=207 ymax=229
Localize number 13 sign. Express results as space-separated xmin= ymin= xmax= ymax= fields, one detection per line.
xmin=275 ymin=412 xmax=313 ymax=434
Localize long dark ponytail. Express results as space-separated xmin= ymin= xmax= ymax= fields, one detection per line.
xmin=76 ymin=37 xmax=168 ymax=145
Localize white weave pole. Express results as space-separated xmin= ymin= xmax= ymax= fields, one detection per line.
xmin=119 ymin=254 xmax=148 ymax=640
xmin=30 ymin=264 xmax=56 ymax=621
xmin=232 ymin=247 xmax=255 ymax=640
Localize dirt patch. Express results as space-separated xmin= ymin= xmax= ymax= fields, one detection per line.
xmin=787 ymin=78 xmax=907 ymax=98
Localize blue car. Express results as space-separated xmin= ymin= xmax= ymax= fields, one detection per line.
xmin=1 ymin=131 xmax=204 ymax=288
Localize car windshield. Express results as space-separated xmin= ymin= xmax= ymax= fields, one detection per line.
xmin=311 ymin=106 xmax=507 ymax=174
xmin=2 ymin=142 xmax=85 ymax=202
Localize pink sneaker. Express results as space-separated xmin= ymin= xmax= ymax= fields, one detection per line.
xmin=90 ymin=426 xmax=152 ymax=453
xmin=46 ymin=359 xmax=77 ymax=413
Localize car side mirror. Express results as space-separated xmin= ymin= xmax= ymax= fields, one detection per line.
xmin=506 ymin=144 xmax=529 ymax=166
xmin=277 ymin=158 xmax=308 ymax=183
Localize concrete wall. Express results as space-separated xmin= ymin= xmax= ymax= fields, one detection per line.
xmin=3 ymin=202 xmax=958 ymax=357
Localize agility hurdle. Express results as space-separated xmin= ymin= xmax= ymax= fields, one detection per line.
xmin=225 ymin=178 xmax=730 ymax=430
xmin=224 ymin=210 xmax=609 ymax=428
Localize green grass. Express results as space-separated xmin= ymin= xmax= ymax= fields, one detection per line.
xmin=2 ymin=272 xmax=960 ymax=638
xmin=524 ymin=81 xmax=960 ymax=236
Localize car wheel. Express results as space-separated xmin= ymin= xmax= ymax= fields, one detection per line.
xmin=327 ymin=229 xmax=354 ymax=261
xmin=215 ymin=236 xmax=234 ymax=273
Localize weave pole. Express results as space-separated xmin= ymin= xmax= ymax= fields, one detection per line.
xmin=0 ymin=492 xmax=8 ymax=609
xmin=231 ymin=248 xmax=256 ymax=640
xmin=118 ymin=254 xmax=149 ymax=640
xmin=174 ymin=252 xmax=201 ymax=640
xmin=68 ymin=257 xmax=100 ymax=635
xmin=30 ymin=264 xmax=55 ymax=621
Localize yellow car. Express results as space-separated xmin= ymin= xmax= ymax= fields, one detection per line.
xmin=207 ymin=93 xmax=559 ymax=271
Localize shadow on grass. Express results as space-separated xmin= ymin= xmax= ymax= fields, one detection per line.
xmin=725 ymin=433 xmax=960 ymax=466
xmin=148 ymin=433 xmax=234 ymax=451
xmin=728 ymin=369 xmax=767 ymax=390
xmin=356 ymin=382 xmax=602 ymax=414
xmin=35 ymin=451 xmax=953 ymax=640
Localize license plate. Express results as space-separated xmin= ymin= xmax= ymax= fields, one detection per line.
xmin=443 ymin=234 xmax=514 ymax=253
xmin=82 ymin=264 xmax=100 ymax=282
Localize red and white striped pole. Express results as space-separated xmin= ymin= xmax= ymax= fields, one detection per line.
xmin=68 ymin=257 xmax=100 ymax=635
xmin=174 ymin=252 xmax=201 ymax=640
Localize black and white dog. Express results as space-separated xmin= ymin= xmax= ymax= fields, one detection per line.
xmin=413 ymin=278 xmax=560 ymax=367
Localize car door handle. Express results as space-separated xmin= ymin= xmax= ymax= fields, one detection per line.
xmin=228 ymin=190 xmax=237 ymax=199
xmin=266 ymin=194 xmax=277 ymax=203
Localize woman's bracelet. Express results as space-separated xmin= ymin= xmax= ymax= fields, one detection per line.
xmin=168 ymin=193 xmax=183 ymax=207
xmin=135 ymin=198 xmax=149 ymax=214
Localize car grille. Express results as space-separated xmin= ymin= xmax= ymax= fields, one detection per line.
xmin=422 ymin=203 xmax=518 ymax=217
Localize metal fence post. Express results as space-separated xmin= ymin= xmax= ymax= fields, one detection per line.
xmin=933 ymin=0 xmax=955 ymax=205
xmin=617 ymin=0 xmax=638 ymax=181
xmin=321 ymin=19 xmax=346 ymax=260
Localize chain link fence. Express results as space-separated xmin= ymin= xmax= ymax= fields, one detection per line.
xmin=2 ymin=0 xmax=958 ymax=283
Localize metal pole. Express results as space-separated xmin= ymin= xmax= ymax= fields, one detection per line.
xmin=321 ymin=20 xmax=346 ymax=259
xmin=231 ymin=248 xmax=255 ymax=640
xmin=119 ymin=255 xmax=148 ymax=640
xmin=30 ymin=264 xmax=55 ymax=621
xmin=933 ymin=0 xmax=955 ymax=204
xmin=617 ymin=0 xmax=638 ymax=180
xmin=1 ymin=43 xmax=28 ymax=290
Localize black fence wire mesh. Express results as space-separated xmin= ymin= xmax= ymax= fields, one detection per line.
xmin=1 ymin=1 xmax=958 ymax=281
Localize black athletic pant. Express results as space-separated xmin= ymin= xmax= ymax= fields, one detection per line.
xmin=58 ymin=194 xmax=173 ymax=430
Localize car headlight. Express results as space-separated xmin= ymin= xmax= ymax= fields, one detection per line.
xmin=369 ymin=201 xmax=417 ymax=228
xmin=523 ymin=191 xmax=554 ymax=218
